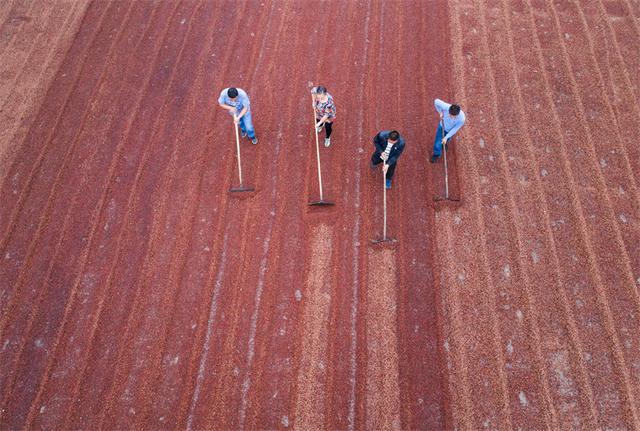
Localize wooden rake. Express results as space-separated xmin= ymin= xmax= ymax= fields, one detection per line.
xmin=371 ymin=165 xmax=397 ymax=246
xmin=433 ymin=118 xmax=460 ymax=202
xmin=307 ymin=82 xmax=334 ymax=206
xmin=229 ymin=119 xmax=255 ymax=194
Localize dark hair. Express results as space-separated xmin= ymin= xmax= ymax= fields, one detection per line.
xmin=388 ymin=130 xmax=400 ymax=141
xmin=449 ymin=104 xmax=461 ymax=115
xmin=227 ymin=87 xmax=239 ymax=98
xmin=315 ymin=86 xmax=327 ymax=94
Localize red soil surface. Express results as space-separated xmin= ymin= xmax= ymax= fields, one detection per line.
xmin=0 ymin=0 xmax=638 ymax=430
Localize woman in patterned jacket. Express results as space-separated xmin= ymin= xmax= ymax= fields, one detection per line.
xmin=311 ymin=85 xmax=337 ymax=147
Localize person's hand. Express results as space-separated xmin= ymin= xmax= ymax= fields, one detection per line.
xmin=439 ymin=112 xmax=444 ymax=120
xmin=383 ymin=163 xmax=389 ymax=174
xmin=442 ymin=136 xmax=448 ymax=145
xmin=233 ymin=115 xmax=239 ymax=125
xmin=380 ymin=152 xmax=388 ymax=162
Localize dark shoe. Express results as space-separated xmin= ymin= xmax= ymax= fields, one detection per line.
xmin=251 ymin=137 xmax=258 ymax=145
xmin=241 ymin=131 xmax=247 ymax=139
xmin=385 ymin=179 xmax=392 ymax=189
xmin=430 ymin=154 xmax=440 ymax=163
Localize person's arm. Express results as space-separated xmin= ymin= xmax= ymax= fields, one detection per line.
xmin=236 ymin=92 xmax=250 ymax=119
xmin=387 ymin=139 xmax=405 ymax=165
xmin=444 ymin=113 xmax=466 ymax=141
xmin=218 ymin=90 xmax=236 ymax=113
xmin=373 ymin=132 xmax=386 ymax=153
xmin=237 ymin=106 xmax=248 ymax=120
xmin=434 ymin=98 xmax=449 ymax=120
xmin=316 ymin=114 xmax=329 ymax=128
xmin=434 ymin=98 xmax=449 ymax=113
xmin=218 ymin=101 xmax=236 ymax=113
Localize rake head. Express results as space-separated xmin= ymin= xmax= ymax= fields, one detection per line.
xmin=370 ymin=236 xmax=398 ymax=248
xmin=433 ymin=195 xmax=460 ymax=202
xmin=308 ymin=199 xmax=335 ymax=207
xmin=229 ymin=185 xmax=256 ymax=197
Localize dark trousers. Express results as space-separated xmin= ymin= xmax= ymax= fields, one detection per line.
xmin=317 ymin=119 xmax=333 ymax=138
xmin=371 ymin=152 xmax=397 ymax=180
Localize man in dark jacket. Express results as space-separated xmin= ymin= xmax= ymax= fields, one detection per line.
xmin=370 ymin=130 xmax=405 ymax=189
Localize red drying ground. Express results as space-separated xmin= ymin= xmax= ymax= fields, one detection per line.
xmin=0 ymin=0 xmax=447 ymax=429
xmin=1 ymin=0 xmax=639 ymax=430
xmin=440 ymin=0 xmax=640 ymax=429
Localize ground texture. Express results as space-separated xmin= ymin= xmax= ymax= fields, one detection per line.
xmin=0 ymin=0 xmax=639 ymax=430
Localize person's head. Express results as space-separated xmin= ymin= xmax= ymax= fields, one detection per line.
xmin=227 ymin=87 xmax=239 ymax=100
xmin=388 ymin=130 xmax=400 ymax=143
xmin=315 ymin=86 xmax=328 ymax=101
xmin=449 ymin=104 xmax=461 ymax=117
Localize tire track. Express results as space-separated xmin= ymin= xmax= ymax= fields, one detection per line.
xmin=179 ymin=3 xmax=290 ymax=428
xmin=588 ymin=0 xmax=640 ymax=147
xmin=440 ymin=2 xmax=514 ymax=429
xmin=612 ymin=0 xmax=640 ymax=89
xmin=61 ymin=0 xmax=196 ymax=421
xmin=395 ymin=1 xmax=447 ymax=428
xmin=310 ymin=1 xmax=374 ymax=428
xmin=535 ymin=1 xmax=640 ymax=425
xmin=0 ymin=0 xmax=130 ymax=329
xmin=488 ymin=0 xmax=603 ymax=427
xmin=292 ymin=224 xmax=334 ymax=430
xmin=246 ymin=1 xmax=353 ymax=428
xmin=590 ymin=1 xmax=640 ymax=107
xmin=0 ymin=0 xmax=127 ymax=405
xmin=473 ymin=2 xmax=559 ymax=428
xmin=0 ymin=0 xmax=111 ymax=274
xmin=365 ymin=249 xmax=401 ymax=430
xmin=46 ymin=0 xmax=186 ymax=426
xmin=171 ymin=3 xmax=291 ymax=429
xmin=80 ymin=1 xmax=211 ymax=428
xmin=19 ymin=3 xmax=176 ymax=429
xmin=437 ymin=6 xmax=482 ymax=428
xmin=0 ymin=0 xmax=89 ymax=177
xmin=0 ymin=0 xmax=95 ymax=216
xmin=196 ymin=4 xmax=325 ymax=428
xmin=0 ymin=0 xmax=55 ymax=107
xmin=0 ymin=0 xmax=19 ymax=32
xmin=0 ymin=2 xmax=138 ymax=427
xmin=134 ymin=2 xmax=260 ymax=427
xmin=102 ymin=2 xmax=220 ymax=425
xmin=546 ymin=0 xmax=640 ymax=305
xmin=106 ymin=3 xmax=247 ymax=428
xmin=0 ymin=0 xmax=32 ymax=57
xmin=155 ymin=3 xmax=277 ymax=429
xmin=498 ymin=0 xmax=639 ymax=427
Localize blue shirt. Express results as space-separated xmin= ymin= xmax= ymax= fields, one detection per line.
xmin=435 ymin=98 xmax=466 ymax=140
xmin=218 ymin=88 xmax=251 ymax=113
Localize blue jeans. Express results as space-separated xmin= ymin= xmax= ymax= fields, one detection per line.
xmin=235 ymin=111 xmax=255 ymax=139
xmin=432 ymin=123 xmax=449 ymax=157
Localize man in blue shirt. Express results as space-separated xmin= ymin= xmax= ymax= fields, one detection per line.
xmin=218 ymin=87 xmax=258 ymax=144
xmin=370 ymin=130 xmax=405 ymax=189
xmin=430 ymin=98 xmax=465 ymax=163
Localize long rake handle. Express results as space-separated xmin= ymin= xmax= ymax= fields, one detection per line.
xmin=441 ymin=118 xmax=449 ymax=199
xmin=383 ymin=167 xmax=387 ymax=240
xmin=234 ymin=121 xmax=244 ymax=186
xmin=311 ymin=94 xmax=324 ymax=200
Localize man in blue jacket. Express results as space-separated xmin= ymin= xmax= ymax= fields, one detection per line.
xmin=370 ymin=130 xmax=405 ymax=189
xmin=430 ymin=98 xmax=465 ymax=163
